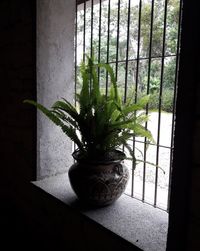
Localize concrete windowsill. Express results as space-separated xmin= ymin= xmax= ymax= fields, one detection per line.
xmin=33 ymin=173 xmax=168 ymax=251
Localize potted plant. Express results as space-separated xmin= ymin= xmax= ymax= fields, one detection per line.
xmin=24 ymin=57 xmax=154 ymax=206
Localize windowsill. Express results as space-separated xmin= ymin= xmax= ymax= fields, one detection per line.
xmin=32 ymin=173 xmax=168 ymax=251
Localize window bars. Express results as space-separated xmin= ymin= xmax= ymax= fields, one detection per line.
xmin=75 ymin=0 xmax=182 ymax=211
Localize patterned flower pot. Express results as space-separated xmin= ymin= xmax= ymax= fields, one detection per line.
xmin=68 ymin=150 xmax=129 ymax=206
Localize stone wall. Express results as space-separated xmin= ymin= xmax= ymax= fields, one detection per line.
xmin=37 ymin=0 xmax=75 ymax=179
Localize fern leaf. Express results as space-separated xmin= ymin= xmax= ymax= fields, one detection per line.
xmin=24 ymin=100 xmax=63 ymax=126
xmin=52 ymin=100 xmax=79 ymax=121
xmin=24 ymin=100 xmax=84 ymax=151
xmin=98 ymin=63 xmax=120 ymax=103
xmin=51 ymin=110 xmax=78 ymax=129
xmin=137 ymin=94 xmax=151 ymax=107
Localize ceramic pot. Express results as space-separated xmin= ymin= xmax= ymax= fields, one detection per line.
xmin=68 ymin=150 xmax=129 ymax=206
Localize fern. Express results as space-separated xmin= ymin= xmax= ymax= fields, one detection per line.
xmin=24 ymin=56 xmax=155 ymax=163
xmin=23 ymin=100 xmax=84 ymax=151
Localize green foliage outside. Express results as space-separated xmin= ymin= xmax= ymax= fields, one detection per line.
xmin=77 ymin=0 xmax=180 ymax=113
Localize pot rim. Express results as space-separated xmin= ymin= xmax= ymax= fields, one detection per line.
xmin=72 ymin=149 xmax=126 ymax=164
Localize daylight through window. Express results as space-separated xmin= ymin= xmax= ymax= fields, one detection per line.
xmin=75 ymin=0 xmax=182 ymax=211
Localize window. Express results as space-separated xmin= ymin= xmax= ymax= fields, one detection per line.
xmin=75 ymin=0 xmax=182 ymax=211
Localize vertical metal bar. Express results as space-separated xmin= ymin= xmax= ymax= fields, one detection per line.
xmin=154 ymin=0 xmax=168 ymax=207
xmin=98 ymin=0 xmax=102 ymax=82
xmin=115 ymin=0 xmax=121 ymax=81
xmin=124 ymin=0 xmax=131 ymax=103
xmin=74 ymin=0 xmax=78 ymax=156
xmin=167 ymin=0 xmax=183 ymax=212
xmin=89 ymin=0 xmax=93 ymax=93
xmin=134 ymin=0 xmax=142 ymax=99
xmin=146 ymin=0 xmax=154 ymax=96
xmin=142 ymin=0 xmax=155 ymax=202
xmin=83 ymin=0 xmax=86 ymax=62
xmin=121 ymin=0 xmax=131 ymax=165
xmin=106 ymin=0 xmax=111 ymax=97
xmin=75 ymin=1 xmax=78 ymax=107
xmin=90 ymin=0 xmax=94 ymax=59
xmin=132 ymin=0 xmax=142 ymax=198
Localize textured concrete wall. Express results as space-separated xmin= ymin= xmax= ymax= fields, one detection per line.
xmin=37 ymin=0 xmax=75 ymax=179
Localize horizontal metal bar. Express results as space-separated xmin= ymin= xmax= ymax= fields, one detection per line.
xmin=107 ymin=54 xmax=177 ymax=65
xmin=77 ymin=0 xmax=100 ymax=6
xmin=132 ymin=139 xmax=173 ymax=150
xmin=77 ymin=0 xmax=88 ymax=4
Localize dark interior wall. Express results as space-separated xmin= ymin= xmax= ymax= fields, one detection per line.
xmin=0 ymin=0 xmax=36 ymax=192
xmin=167 ymin=0 xmax=200 ymax=250
xmin=0 ymin=0 xmax=36 ymax=248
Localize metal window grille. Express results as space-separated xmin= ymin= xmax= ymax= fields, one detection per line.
xmin=75 ymin=0 xmax=182 ymax=211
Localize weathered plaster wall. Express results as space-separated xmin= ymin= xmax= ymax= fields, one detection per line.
xmin=37 ymin=0 xmax=75 ymax=179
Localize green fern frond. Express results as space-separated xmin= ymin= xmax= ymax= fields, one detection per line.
xmin=137 ymin=94 xmax=150 ymax=107
xmin=52 ymin=100 xmax=79 ymax=121
xmin=24 ymin=100 xmax=63 ymax=126
xmin=51 ymin=110 xmax=79 ymax=129
xmin=24 ymin=56 xmax=156 ymax=163
xmin=98 ymin=63 xmax=120 ymax=103
xmin=24 ymin=100 xmax=84 ymax=151
xmin=61 ymin=124 xmax=84 ymax=151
